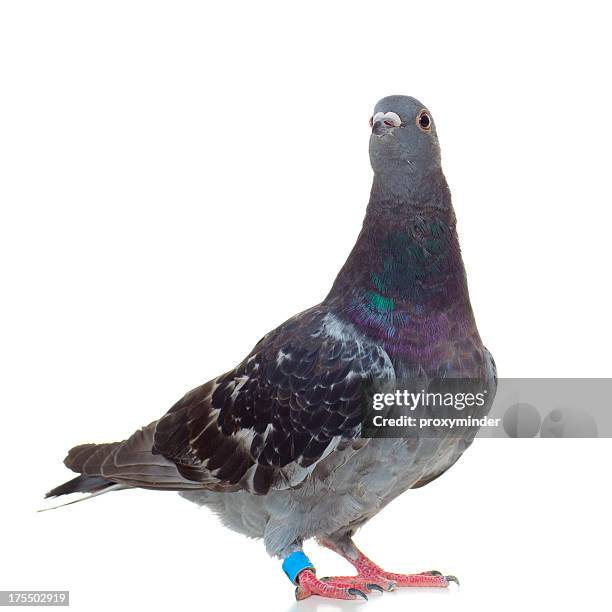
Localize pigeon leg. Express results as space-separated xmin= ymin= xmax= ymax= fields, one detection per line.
xmin=317 ymin=535 xmax=458 ymax=589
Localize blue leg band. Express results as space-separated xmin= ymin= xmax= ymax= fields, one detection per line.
xmin=282 ymin=551 xmax=315 ymax=584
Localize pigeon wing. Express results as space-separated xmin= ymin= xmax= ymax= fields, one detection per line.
xmin=153 ymin=308 xmax=394 ymax=494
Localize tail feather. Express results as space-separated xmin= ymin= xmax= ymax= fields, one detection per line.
xmin=44 ymin=423 xmax=210 ymax=510
xmin=45 ymin=474 xmax=116 ymax=499
xmin=64 ymin=442 xmax=122 ymax=475
xmin=42 ymin=441 xmax=126 ymax=510
xmin=39 ymin=482 xmax=125 ymax=512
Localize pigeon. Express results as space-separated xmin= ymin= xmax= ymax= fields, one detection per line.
xmin=45 ymin=95 xmax=496 ymax=601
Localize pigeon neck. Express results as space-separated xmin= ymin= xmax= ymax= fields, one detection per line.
xmin=324 ymin=170 xmax=476 ymax=352
xmin=369 ymin=168 xmax=451 ymax=209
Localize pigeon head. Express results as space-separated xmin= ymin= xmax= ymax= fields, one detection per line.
xmin=369 ymin=95 xmax=442 ymax=197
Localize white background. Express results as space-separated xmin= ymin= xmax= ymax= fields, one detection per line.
xmin=1 ymin=1 xmax=610 ymax=611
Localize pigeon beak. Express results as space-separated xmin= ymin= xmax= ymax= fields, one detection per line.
xmin=371 ymin=121 xmax=387 ymax=136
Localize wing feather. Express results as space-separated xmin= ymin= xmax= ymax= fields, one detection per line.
xmin=153 ymin=308 xmax=394 ymax=494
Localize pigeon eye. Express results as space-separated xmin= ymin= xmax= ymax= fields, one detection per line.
xmin=417 ymin=110 xmax=432 ymax=132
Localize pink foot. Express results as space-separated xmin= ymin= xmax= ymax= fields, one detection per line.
xmin=353 ymin=552 xmax=458 ymax=588
xmin=354 ymin=547 xmax=458 ymax=587
xmin=317 ymin=538 xmax=459 ymax=591
xmin=295 ymin=569 xmax=369 ymax=601
xmin=318 ymin=568 xmax=456 ymax=593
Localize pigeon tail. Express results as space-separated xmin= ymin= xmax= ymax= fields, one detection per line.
xmin=42 ymin=439 xmax=126 ymax=506
xmin=44 ymin=423 xmax=219 ymax=499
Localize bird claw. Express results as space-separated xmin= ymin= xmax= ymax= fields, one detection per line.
xmin=366 ymin=583 xmax=384 ymax=593
xmin=423 ymin=571 xmax=460 ymax=586
xmin=347 ymin=588 xmax=368 ymax=600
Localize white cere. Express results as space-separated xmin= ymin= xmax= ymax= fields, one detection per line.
xmin=372 ymin=111 xmax=402 ymax=127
